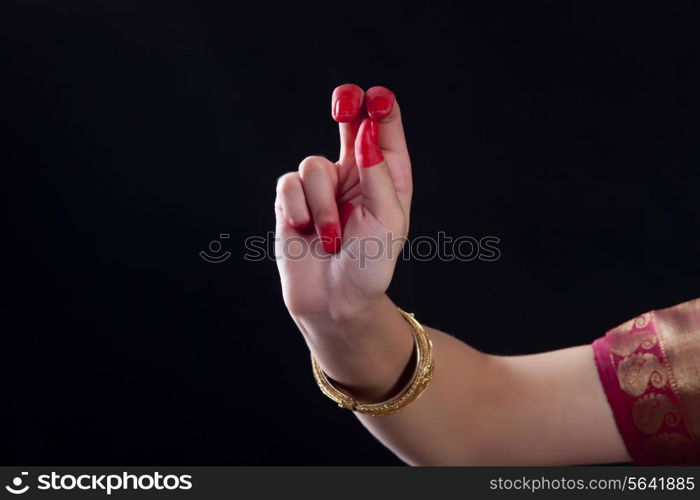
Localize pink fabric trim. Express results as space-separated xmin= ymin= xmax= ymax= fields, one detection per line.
xmin=592 ymin=308 xmax=697 ymax=464
xmin=592 ymin=336 xmax=645 ymax=462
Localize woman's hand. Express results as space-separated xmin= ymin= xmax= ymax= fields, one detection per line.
xmin=274 ymin=84 xmax=412 ymax=322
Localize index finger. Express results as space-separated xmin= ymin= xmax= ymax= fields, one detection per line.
xmin=331 ymin=83 xmax=365 ymax=166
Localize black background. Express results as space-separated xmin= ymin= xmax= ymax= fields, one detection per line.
xmin=4 ymin=1 xmax=699 ymax=464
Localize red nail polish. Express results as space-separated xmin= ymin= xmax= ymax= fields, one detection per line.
xmin=331 ymin=84 xmax=363 ymax=123
xmin=366 ymin=86 xmax=395 ymax=121
xmin=355 ymin=118 xmax=383 ymax=168
xmin=339 ymin=201 xmax=354 ymax=229
xmin=334 ymin=96 xmax=355 ymax=122
xmin=316 ymin=222 xmax=342 ymax=254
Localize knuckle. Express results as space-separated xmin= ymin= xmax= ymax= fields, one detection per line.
xmin=276 ymin=172 xmax=299 ymax=195
xmin=298 ymin=156 xmax=327 ymax=177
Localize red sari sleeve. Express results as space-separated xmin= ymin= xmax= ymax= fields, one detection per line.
xmin=592 ymin=298 xmax=700 ymax=464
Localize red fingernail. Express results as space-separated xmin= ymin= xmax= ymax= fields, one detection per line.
xmin=316 ymin=222 xmax=342 ymax=254
xmin=339 ymin=201 xmax=354 ymax=229
xmin=331 ymin=84 xmax=363 ymax=123
xmin=334 ymin=96 xmax=355 ymax=122
xmin=355 ymin=118 xmax=383 ymax=168
xmin=366 ymin=86 xmax=395 ymax=121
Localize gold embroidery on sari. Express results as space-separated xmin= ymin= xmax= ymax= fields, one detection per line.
xmin=654 ymin=299 xmax=700 ymax=442
xmin=631 ymin=393 xmax=681 ymax=434
xmin=607 ymin=329 xmax=657 ymax=356
xmin=617 ymin=353 xmax=667 ymax=397
xmin=617 ymin=312 xmax=652 ymax=333
xmin=602 ymin=299 xmax=700 ymax=463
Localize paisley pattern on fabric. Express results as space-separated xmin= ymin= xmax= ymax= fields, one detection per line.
xmin=607 ymin=329 xmax=657 ymax=357
xmin=592 ymin=299 xmax=700 ymax=465
xmin=632 ymin=393 xmax=681 ymax=434
xmin=617 ymin=313 xmax=652 ymax=333
xmin=616 ymin=353 xmax=667 ymax=396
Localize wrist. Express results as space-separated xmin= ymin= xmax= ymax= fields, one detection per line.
xmin=293 ymin=295 xmax=417 ymax=403
xmin=312 ymin=307 xmax=432 ymax=415
xmin=292 ymin=294 xmax=388 ymax=338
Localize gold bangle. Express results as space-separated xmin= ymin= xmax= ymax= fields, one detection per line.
xmin=311 ymin=308 xmax=434 ymax=416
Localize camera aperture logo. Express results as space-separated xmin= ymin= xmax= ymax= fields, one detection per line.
xmin=200 ymin=233 xmax=231 ymax=263
xmin=5 ymin=472 xmax=29 ymax=495
xmin=4 ymin=471 xmax=192 ymax=496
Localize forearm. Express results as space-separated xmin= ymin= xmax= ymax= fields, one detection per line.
xmin=357 ymin=340 xmax=628 ymax=465
xmin=293 ymin=294 xmax=492 ymax=463
xmin=294 ymin=295 xmax=629 ymax=465
xmin=356 ymin=325 xmax=493 ymax=465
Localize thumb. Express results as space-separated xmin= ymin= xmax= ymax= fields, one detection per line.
xmin=366 ymin=87 xmax=412 ymax=215
xmin=355 ymin=118 xmax=403 ymax=221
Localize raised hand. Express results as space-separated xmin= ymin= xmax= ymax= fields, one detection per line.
xmin=274 ymin=84 xmax=412 ymax=321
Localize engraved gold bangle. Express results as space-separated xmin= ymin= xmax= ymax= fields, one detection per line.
xmin=311 ymin=308 xmax=434 ymax=416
